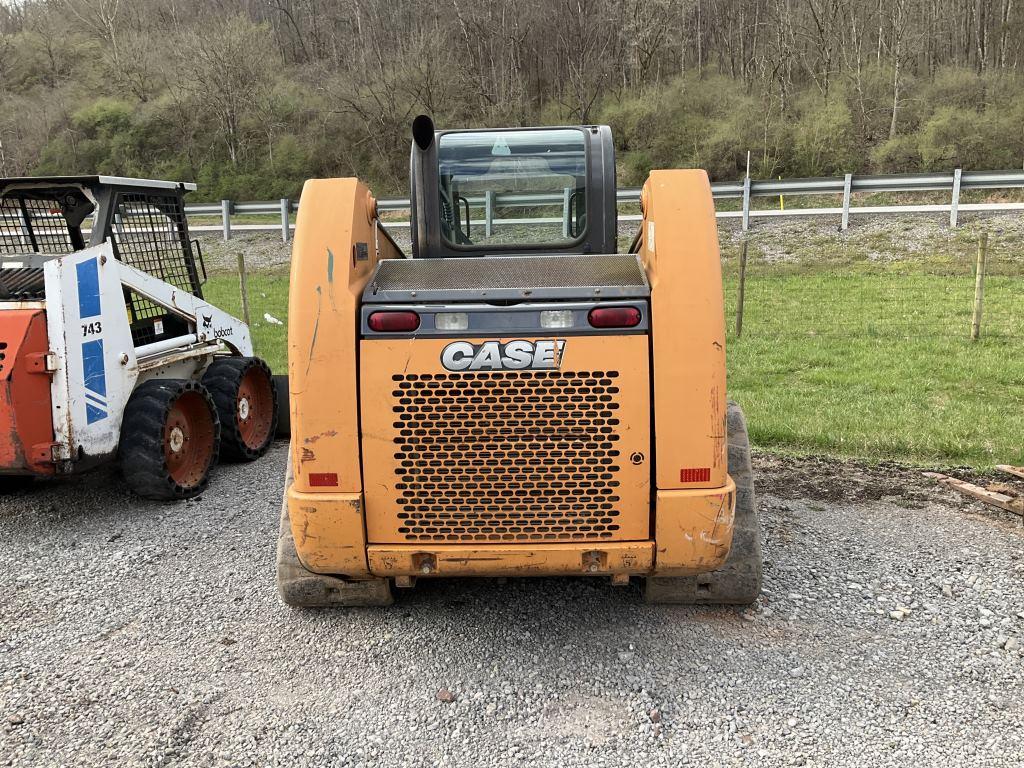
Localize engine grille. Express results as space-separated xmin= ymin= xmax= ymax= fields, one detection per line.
xmin=391 ymin=370 xmax=625 ymax=542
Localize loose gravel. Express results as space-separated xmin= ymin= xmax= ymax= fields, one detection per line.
xmin=2 ymin=445 xmax=1023 ymax=767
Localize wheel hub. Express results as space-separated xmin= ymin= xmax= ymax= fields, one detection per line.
xmin=168 ymin=426 xmax=185 ymax=453
xmin=238 ymin=396 xmax=250 ymax=421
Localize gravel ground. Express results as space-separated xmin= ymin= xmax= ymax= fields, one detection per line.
xmin=2 ymin=445 xmax=1023 ymax=767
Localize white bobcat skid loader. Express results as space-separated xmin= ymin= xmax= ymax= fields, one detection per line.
xmin=0 ymin=176 xmax=278 ymax=499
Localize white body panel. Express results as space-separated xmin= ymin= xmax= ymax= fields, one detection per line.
xmin=44 ymin=243 xmax=137 ymax=462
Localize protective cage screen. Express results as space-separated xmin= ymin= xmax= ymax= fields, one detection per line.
xmin=111 ymin=192 xmax=202 ymax=326
xmin=0 ymin=195 xmax=75 ymax=255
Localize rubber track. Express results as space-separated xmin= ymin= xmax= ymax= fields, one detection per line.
xmin=644 ymin=400 xmax=764 ymax=605
xmin=276 ymin=451 xmax=393 ymax=607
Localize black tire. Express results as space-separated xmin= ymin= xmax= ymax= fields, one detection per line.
xmin=272 ymin=374 xmax=290 ymax=438
xmin=119 ymin=379 xmax=220 ymax=500
xmin=203 ymin=357 xmax=278 ymax=462
xmin=644 ymin=400 xmax=764 ymax=605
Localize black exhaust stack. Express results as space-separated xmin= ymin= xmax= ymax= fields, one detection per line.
xmin=412 ymin=114 xmax=435 ymax=151
xmin=409 ymin=115 xmax=438 ymax=258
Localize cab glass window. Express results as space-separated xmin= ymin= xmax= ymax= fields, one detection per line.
xmin=437 ymin=128 xmax=587 ymax=249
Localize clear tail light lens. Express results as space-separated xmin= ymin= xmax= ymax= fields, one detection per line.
xmin=435 ymin=312 xmax=469 ymax=331
xmin=540 ymin=309 xmax=574 ymax=329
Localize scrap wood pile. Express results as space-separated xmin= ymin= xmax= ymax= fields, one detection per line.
xmin=924 ymin=466 xmax=1024 ymax=517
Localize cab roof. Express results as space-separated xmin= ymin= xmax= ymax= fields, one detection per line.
xmin=0 ymin=175 xmax=197 ymax=192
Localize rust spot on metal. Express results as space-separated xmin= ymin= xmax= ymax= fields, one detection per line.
xmin=304 ymin=430 xmax=338 ymax=444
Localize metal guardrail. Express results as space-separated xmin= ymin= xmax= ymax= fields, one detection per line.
xmin=185 ymin=169 xmax=1024 ymax=241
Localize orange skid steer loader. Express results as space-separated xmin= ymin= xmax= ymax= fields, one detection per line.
xmin=276 ymin=116 xmax=761 ymax=606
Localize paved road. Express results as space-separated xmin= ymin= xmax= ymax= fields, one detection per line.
xmin=2 ymin=443 xmax=1022 ymax=767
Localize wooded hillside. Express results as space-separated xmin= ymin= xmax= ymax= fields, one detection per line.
xmin=2 ymin=0 xmax=1023 ymax=198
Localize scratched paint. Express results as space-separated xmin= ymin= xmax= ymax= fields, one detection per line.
xmin=303 ymin=430 xmax=339 ymax=444
xmin=304 ymin=286 xmax=322 ymax=378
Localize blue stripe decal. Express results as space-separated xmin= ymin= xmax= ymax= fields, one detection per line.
xmin=76 ymin=258 xmax=101 ymax=319
xmin=82 ymin=339 xmax=107 ymax=424
xmin=86 ymin=403 xmax=107 ymax=424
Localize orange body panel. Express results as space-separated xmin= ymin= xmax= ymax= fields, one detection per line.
xmin=640 ymin=170 xmax=728 ymax=490
xmin=359 ymin=335 xmax=651 ymax=544
xmin=287 ymin=487 xmax=372 ymax=576
xmin=287 ymin=178 xmax=401 ymax=576
xmin=652 ymin=481 xmax=735 ymax=576
xmin=287 ymin=178 xmax=401 ymax=495
xmin=0 ymin=310 xmax=55 ymax=475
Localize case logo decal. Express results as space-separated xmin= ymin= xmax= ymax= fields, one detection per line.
xmin=441 ymin=340 xmax=565 ymax=372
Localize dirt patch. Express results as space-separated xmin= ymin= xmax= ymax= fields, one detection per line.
xmin=535 ymin=694 xmax=631 ymax=746
xmin=753 ymin=450 xmax=1014 ymax=507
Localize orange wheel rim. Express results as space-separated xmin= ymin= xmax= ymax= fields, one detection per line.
xmin=163 ymin=390 xmax=215 ymax=487
xmin=236 ymin=366 xmax=273 ymax=450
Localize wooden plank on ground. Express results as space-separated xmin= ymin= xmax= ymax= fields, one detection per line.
xmin=996 ymin=465 xmax=1024 ymax=480
xmin=923 ymin=472 xmax=1024 ymax=517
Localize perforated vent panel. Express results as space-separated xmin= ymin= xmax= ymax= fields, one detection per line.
xmin=360 ymin=335 xmax=652 ymax=545
xmin=392 ymin=370 xmax=623 ymax=542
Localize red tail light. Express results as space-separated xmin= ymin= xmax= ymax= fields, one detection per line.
xmin=368 ymin=311 xmax=420 ymax=332
xmin=588 ymin=306 xmax=641 ymax=329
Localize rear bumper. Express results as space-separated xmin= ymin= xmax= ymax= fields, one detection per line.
xmin=288 ymin=478 xmax=736 ymax=580
xmin=367 ymin=541 xmax=654 ymax=578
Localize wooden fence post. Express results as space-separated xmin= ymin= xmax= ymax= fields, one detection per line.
xmin=237 ymin=251 xmax=252 ymax=328
xmin=735 ymin=239 xmax=749 ymax=338
xmin=971 ymin=232 xmax=988 ymax=341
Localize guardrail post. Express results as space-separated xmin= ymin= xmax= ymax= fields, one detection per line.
xmin=485 ymin=190 xmax=495 ymax=238
xmin=950 ymin=168 xmax=962 ymax=228
xmin=841 ymin=173 xmax=853 ymax=231
xmin=562 ymin=187 xmax=572 ymax=238
xmin=280 ymin=198 xmax=290 ymax=243
xmin=741 ymin=175 xmax=751 ymax=232
xmin=221 ymin=199 xmax=232 ymax=241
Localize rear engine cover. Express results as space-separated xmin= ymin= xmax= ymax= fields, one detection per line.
xmin=360 ymin=335 xmax=651 ymax=544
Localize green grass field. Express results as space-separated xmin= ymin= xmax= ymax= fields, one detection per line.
xmin=204 ymin=270 xmax=290 ymax=373
xmin=203 ymin=259 xmax=1023 ymax=468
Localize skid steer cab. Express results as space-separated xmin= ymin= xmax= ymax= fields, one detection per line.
xmin=278 ymin=116 xmax=762 ymax=607
xmin=0 ymin=176 xmax=278 ymax=499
